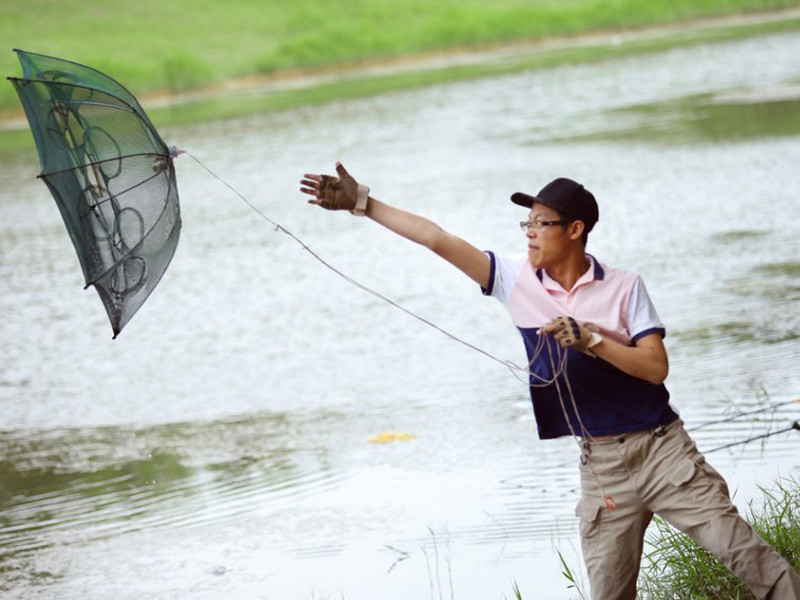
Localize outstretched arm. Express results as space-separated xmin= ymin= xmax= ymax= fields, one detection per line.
xmin=365 ymin=198 xmax=491 ymax=288
xmin=300 ymin=162 xmax=491 ymax=289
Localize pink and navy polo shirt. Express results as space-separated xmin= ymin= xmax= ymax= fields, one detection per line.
xmin=483 ymin=252 xmax=678 ymax=440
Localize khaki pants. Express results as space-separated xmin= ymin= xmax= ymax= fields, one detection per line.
xmin=575 ymin=419 xmax=800 ymax=600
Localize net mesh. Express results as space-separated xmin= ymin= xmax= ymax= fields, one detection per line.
xmin=9 ymin=49 xmax=181 ymax=337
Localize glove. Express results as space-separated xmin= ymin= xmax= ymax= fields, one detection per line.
xmin=542 ymin=316 xmax=602 ymax=355
xmin=300 ymin=162 xmax=370 ymax=215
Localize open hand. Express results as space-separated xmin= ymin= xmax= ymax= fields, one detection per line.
xmin=300 ymin=162 xmax=368 ymax=214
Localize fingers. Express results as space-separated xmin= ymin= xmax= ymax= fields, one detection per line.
xmin=300 ymin=174 xmax=321 ymax=196
xmin=539 ymin=315 xmax=596 ymax=353
xmin=299 ymin=173 xmax=338 ymax=194
xmin=541 ymin=316 xmax=568 ymax=334
xmin=299 ymin=163 xmax=350 ymax=207
xmin=539 ymin=316 xmax=578 ymax=345
xmin=300 ymin=173 xmax=337 ymax=202
xmin=555 ymin=329 xmax=574 ymax=345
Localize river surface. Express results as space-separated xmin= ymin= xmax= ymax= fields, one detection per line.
xmin=1 ymin=30 xmax=800 ymax=600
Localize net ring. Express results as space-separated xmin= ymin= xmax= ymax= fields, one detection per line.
xmin=109 ymin=255 xmax=147 ymax=296
xmin=84 ymin=125 xmax=123 ymax=180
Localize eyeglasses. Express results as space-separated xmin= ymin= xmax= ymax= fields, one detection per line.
xmin=519 ymin=219 xmax=569 ymax=232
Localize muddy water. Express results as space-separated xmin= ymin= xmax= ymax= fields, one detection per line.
xmin=1 ymin=30 xmax=799 ymax=599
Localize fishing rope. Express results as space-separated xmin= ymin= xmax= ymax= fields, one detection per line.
xmin=187 ymin=153 xmax=797 ymax=509
xmin=188 ymin=151 xmax=560 ymax=385
xmin=189 ymin=152 xmax=602 ymax=477
xmin=547 ymin=341 xmax=619 ymax=509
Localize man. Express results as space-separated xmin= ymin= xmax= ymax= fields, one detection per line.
xmin=299 ymin=162 xmax=800 ymax=600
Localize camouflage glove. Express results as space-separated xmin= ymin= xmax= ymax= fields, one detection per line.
xmin=542 ymin=316 xmax=603 ymax=355
xmin=301 ymin=162 xmax=370 ymax=215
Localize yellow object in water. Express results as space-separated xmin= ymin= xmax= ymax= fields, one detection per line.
xmin=368 ymin=432 xmax=415 ymax=443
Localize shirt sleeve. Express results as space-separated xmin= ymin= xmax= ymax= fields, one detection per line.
xmin=627 ymin=275 xmax=666 ymax=342
xmin=481 ymin=251 xmax=526 ymax=306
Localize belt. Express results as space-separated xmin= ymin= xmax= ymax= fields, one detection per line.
xmin=581 ymin=417 xmax=679 ymax=446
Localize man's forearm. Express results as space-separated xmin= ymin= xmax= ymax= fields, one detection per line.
xmin=366 ymin=197 xmax=446 ymax=249
xmin=591 ymin=334 xmax=669 ymax=385
xmin=366 ymin=197 xmax=491 ymax=287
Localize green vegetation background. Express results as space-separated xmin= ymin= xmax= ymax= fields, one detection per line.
xmin=4 ymin=0 xmax=800 ymax=111
xmin=2 ymin=0 xmax=800 ymax=155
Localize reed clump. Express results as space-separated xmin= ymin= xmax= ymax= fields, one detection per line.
xmin=637 ymin=477 xmax=800 ymax=599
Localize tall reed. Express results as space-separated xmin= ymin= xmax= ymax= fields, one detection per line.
xmin=637 ymin=477 xmax=800 ymax=599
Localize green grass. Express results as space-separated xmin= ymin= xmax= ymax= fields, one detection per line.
xmin=3 ymin=1 xmax=800 ymax=158
xmin=637 ymin=477 xmax=800 ymax=599
xmin=146 ymin=12 xmax=800 ymax=125
xmin=3 ymin=0 xmax=800 ymax=113
xmin=3 ymin=10 xmax=800 ymax=158
xmin=551 ymin=476 xmax=800 ymax=599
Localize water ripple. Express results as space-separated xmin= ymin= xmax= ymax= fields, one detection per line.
xmin=0 ymin=412 xmax=348 ymax=560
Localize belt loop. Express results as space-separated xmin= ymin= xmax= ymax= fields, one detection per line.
xmin=653 ymin=424 xmax=666 ymax=438
xmin=580 ymin=440 xmax=591 ymax=465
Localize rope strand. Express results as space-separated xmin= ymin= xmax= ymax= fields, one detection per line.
xmin=188 ymin=152 xmax=797 ymax=505
xmin=189 ymin=152 xmax=532 ymax=374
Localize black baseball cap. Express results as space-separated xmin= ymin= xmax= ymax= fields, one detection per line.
xmin=511 ymin=177 xmax=599 ymax=232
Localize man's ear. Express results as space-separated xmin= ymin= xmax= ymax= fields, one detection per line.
xmin=568 ymin=220 xmax=586 ymax=241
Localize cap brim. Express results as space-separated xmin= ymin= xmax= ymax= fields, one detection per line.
xmin=510 ymin=192 xmax=537 ymax=208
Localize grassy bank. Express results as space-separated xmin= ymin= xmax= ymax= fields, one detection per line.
xmin=637 ymin=476 xmax=800 ymax=599
xmin=2 ymin=1 xmax=800 ymax=157
xmin=3 ymin=0 xmax=800 ymax=111
xmin=553 ymin=477 xmax=800 ymax=599
xmin=141 ymin=13 xmax=800 ymax=126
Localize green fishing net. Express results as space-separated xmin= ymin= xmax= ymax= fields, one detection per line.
xmin=8 ymin=49 xmax=181 ymax=337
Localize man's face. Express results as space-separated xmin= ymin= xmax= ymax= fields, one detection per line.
xmin=525 ymin=203 xmax=572 ymax=268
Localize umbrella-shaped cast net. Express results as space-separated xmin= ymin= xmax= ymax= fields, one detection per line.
xmin=9 ymin=50 xmax=181 ymax=337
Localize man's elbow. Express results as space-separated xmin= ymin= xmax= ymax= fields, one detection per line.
xmin=645 ymin=363 xmax=669 ymax=386
xmin=424 ymin=227 xmax=450 ymax=254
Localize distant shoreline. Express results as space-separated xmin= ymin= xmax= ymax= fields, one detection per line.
xmin=139 ymin=7 xmax=800 ymax=110
xmin=2 ymin=7 xmax=799 ymax=156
